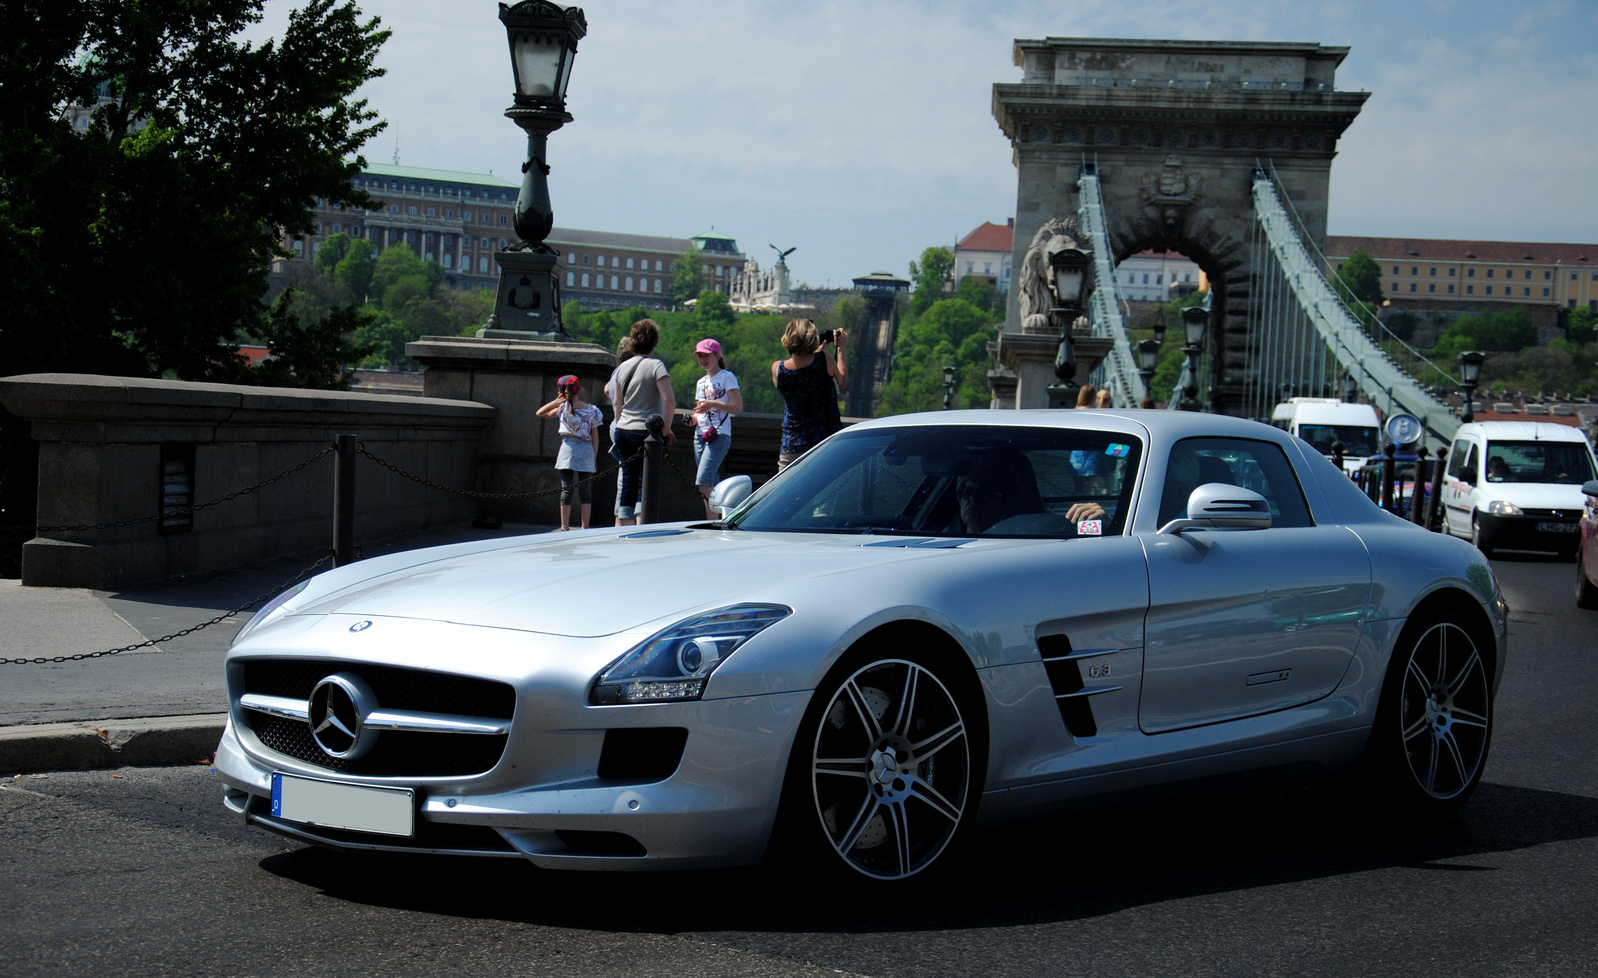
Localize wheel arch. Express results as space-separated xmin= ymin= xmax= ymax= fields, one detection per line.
xmin=840 ymin=619 xmax=991 ymax=755
xmin=1395 ymin=585 xmax=1500 ymax=684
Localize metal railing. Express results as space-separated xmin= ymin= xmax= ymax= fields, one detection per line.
xmin=1077 ymin=164 xmax=1147 ymax=408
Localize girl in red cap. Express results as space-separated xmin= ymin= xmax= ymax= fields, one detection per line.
xmin=691 ymin=337 xmax=742 ymax=516
xmin=536 ymin=375 xmax=603 ymax=530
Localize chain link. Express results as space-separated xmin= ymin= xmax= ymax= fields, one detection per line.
xmin=356 ymin=441 xmax=645 ymax=499
xmin=0 ymin=554 xmax=333 ymax=666
xmin=13 ymin=444 xmax=336 ymax=534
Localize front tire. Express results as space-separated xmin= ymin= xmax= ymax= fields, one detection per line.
xmin=1368 ymin=613 xmax=1493 ymax=815
xmin=783 ymin=652 xmax=978 ymax=881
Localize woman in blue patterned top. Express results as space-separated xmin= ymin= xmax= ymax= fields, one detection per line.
xmin=771 ymin=319 xmax=847 ymax=472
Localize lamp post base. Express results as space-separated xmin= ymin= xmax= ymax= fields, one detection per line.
xmin=1046 ymin=382 xmax=1080 ymax=409
xmin=481 ymin=247 xmax=567 ymax=340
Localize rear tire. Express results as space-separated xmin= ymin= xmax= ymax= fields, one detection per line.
xmin=1577 ymin=551 xmax=1598 ymax=609
xmin=1365 ymin=612 xmax=1493 ymax=816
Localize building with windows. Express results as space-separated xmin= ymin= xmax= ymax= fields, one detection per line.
xmin=1326 ymin=237 xmax=1598 ymax=320
xmin=953 ymin=220 xmax=1014 ymax=295
xmin=279 ymin=163 xmax=746 ymax=307
xmin=1113 ymin=250 xmax=1203 ymax=303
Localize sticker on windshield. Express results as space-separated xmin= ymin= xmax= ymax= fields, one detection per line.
xmin=1105 ymin=443 xmax=1130 ymax=457
xmin=1078 ymin=519 xmax=1103 ymax=536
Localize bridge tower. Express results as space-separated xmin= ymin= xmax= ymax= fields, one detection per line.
xmin=992 ymin=38 xmax=1367 ymax=414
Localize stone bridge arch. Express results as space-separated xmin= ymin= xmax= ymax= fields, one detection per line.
xmin=992 ymin=38 xmax=1368 ymax=414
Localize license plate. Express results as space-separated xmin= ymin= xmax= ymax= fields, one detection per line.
xmin=1536 ymin=522 xmax=1578 ymax=533
xmin=271 ymin=773 xmax=414 ymax=837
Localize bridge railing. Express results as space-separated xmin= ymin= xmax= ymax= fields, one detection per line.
xmin=1251 ymin=170 xmax=1461 ymax=447
xmin=1077 ymin=167 xmax=1147 ymax=407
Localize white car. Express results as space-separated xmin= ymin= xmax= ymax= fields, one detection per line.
xmin=214 ymin=410 xmax=1507 ymax=881
xmin=1440 ymin=421 xmax=1598 ymax=558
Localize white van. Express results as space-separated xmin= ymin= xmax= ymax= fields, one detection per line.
xmin=1270 ymin=398 xmax=1382 ymax=475
xmin=1441 ymin=421 xmax=1598 ymax=558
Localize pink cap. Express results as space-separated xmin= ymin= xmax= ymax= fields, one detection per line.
xmin=695 ymin=338 xmax=722 ymax=356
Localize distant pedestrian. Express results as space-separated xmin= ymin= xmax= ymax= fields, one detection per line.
xmin=609 ymin=320 xmax=675 ymax=524
xmin=691 ymin=338 xmax=742 ymax=516
xmin=1096 ymin=388 xmax=1112 ymax=409
xmin=1140 ymin=396 xmax=1155 ymax=409
xmin=535 ymin=375 xmax=602 ymax=530
xmin=772 ymin=319 xmax=847 ymax=472
xmin=1075 ymin=384 xmax=1097 ymax=409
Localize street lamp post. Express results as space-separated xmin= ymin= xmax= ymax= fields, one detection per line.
xmin=1459 ymin=350 xmax=1484 ymax=423
xmin=1045 ymin=247 xmax=1092 ymax=408
xmin=1177 ymin=305 xmax=1207 ymax=411
xmin=1134 ymin=338 xmax=1160 ymax=396
xmin=480 ymin=1 xmax=587 ymax=340
xmin=942 ymin=365 xmax=957 ymax=410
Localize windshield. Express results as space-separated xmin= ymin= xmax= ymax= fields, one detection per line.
xmin=1482 ymin=440 xmax=1598 ymax=485
xmin=726 ymin=424 xmax=1143 ymax=538
xmin=1298 ymin=423 xmax=1380 ymax=458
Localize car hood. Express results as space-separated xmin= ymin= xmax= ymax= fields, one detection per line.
xmin=1477 ymin=482 xmax=1588 ymax=511
xmin=289 ymin=528 xmax=966 ymax=637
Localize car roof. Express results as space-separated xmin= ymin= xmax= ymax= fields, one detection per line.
xmin=1456 ymin=421 xmax=1591 ymax=443
xmin=848 ymin=408 xmax=1289 ymax=443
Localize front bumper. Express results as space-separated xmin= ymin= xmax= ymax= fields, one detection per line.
xmin=1476 ymin=511 xmax=1581 ymax=554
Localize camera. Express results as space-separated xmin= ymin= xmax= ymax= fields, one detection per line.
xmin=818 ymin=329 xmax=836 ymax=344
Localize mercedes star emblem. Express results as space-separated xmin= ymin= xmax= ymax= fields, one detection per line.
xmin=308 ymin=673 xmax=379 ymax=760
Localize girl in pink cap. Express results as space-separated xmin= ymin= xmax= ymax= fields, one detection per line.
xmin=691 ymin=337 xmax=742 ymax=516
xmin=536 ymin=375 xmax=603 ymax=530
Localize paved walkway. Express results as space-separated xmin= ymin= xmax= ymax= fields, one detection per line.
xmin=0 ymin=521 xmax=546 ymax=774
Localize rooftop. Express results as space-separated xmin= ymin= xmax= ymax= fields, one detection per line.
xmin=1327 ymin=236 xmax=1597 ymax=265
xmin=360 ymin=161 xmax=517 ymax=189
xmin=957 ymin=221 xmax=1015 ymax=254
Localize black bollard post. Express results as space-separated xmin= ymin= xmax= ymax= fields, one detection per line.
xmin=640 ymin=414 xmax=665 ymax=525
xmin=1410 ymin=446 xmax=1429 ymax=525
xmin=333 ymin=434 xmax=356 ymax=566
xmin=1426 ymin=447 xmax=1448 ymax=531
xmin=1381 ymin=443 xmax=1397 ymax=514
xmin=1331 ymin=440 xmax=1345 ymax=477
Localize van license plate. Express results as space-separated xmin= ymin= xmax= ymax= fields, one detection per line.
xmin=271 ymin=773 xmax=414 ymax=837
xmin=1536 ymin=522 xmax=1578 ymax=533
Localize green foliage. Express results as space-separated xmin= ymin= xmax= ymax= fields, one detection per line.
xmin=907 ymin=246 xmax=955 ymax=315
xmin=670 ymin=249 xmax=705 ymax=307
xmin=1384 ymin=310 xmax=1419 ymax=344
xmin=1566 ymin=307 xmax=1597 ymax=345
xmin=876 ymin=297 xmax=999 ymax=415
xmin=955 ymin=275 xmax=1000 ymax=313
xmin=314 ymin=231 xmax=352 ymax=274
xmin=1332 ymin=251 xmax=1384 ymax=306
xmin=1433 ymin=307 xmax=1539 ymax=361
xmin=694 ymin=289 xmax=736 ymax=329
xmin=0 ymin=0 xmax=389 ymax=382
xmin=253 ymin=292 xmax=375 ymax=389
xmin=333 ymin=238 xmax=376 ymax=301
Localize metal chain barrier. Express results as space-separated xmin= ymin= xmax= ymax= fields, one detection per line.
xmin=9 ymin=444 xmax=337 ymax=534
xmin=354 ymin=441 xmax=644 ymax=499
xmin=0 ymin=554 xmax=333 ymax=666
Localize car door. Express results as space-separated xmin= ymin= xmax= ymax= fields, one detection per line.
xmin=1139 ymin=437 xmax=1372 ymax=734
xmin=1443 ymin=438 xmax=1479 ymax=537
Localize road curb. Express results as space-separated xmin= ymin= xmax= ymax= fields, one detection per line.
xmin=0 ymin=714 xmax=225 ymax=775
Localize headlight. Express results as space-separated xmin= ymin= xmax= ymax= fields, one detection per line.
xmin=1485 ymin=500 xmax=1523 ymax=516
xmin=591 ymin=604 xmax=790 ymax=704
xmin=232 ymin=580 xmax=310 ymax=646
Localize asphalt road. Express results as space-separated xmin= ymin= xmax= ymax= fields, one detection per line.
xmin=3 ymin=553 xmax=1595 ymax=978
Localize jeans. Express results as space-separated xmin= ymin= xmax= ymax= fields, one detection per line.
xmin=693 ymin=432 xmax=731 ymax=487
xmin=613 ymin=427 xmax=649 ymax=519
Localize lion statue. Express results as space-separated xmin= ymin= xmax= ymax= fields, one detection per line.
xmin=1018 ymin=216 xmax=1088 ymax=333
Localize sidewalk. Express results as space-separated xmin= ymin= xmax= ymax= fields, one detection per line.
xmin=0 ymin=521 xmax=547 ymax=774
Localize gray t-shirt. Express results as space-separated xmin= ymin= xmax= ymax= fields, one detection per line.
xmin=613 ymin=356 xmax=670 ymax=431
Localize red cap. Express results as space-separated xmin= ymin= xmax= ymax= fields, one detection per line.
xmin=557 ymin=375 xmax=579 ymax=392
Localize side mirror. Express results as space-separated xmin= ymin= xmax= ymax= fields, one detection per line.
xmin=707 ymin=474 xmax=753 ymax=518
xmin=1158 ymin=483 xmax=1273 ymax=534
xmin=1582 ymin=479 xmax=1598 ymax=499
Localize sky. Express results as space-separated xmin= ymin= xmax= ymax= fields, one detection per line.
xmin=251 ymin=0 xmax=1598 ymax=289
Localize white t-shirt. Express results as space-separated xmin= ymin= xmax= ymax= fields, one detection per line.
xmin=694 ymin=369 xmax=740 ymax=437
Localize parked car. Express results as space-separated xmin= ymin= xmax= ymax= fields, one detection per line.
xmin=1578 ymin=479 xmax=1598 ymax=609
xmin=1440 ymin=421 xmax=1598 ymax=558
xmin=214 ymin=410 xmax=1508 ymax=882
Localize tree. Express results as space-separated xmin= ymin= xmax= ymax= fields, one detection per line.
xmin=1566 ymin=306 xmax=1597 ymax=345
xmin=314 ymin=231 xmax=353 ymax=274
xmin=0 ymin=0 xmax=388 ymax=383
xmin=333 ymin=238 xmax=376 ymax=302
xmin=876 ymin=297 xmax=999 ymax=415
xmin=1333 ymin=251 xmax=1384 ymax=305
xmin=252 ymin=292 xmax=375 ymax=389
xmin=907 ymin=246 xmax=955 ymax=315
xmin=694 ymin=289 xmax=736 ymax=329
xmin=670 ymin=249 xmax=706 ymax=307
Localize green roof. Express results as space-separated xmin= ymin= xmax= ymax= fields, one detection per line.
xmin=359 ymin=161 xmax=518 ymax=189
xmin=693 ymin=229 xmax=738 ymax=241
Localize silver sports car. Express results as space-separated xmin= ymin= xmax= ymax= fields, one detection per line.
xmin=214 ymin=410 xmax=1508 ymax=881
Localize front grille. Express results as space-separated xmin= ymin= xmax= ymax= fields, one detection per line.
xmin=241 ymin=659 xmax=515 ymax=777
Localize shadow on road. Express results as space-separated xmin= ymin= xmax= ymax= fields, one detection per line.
xmin=258 ymin=778 xmax=1597 ymax=933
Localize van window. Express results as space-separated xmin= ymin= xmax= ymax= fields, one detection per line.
xmin=1482 ymin=441 xmax=1598 ymax=485
xmin=1447 ymin=440 xmax=1473 ymax=479
xmin=1297 ymin=423 xmax=1379 ymax=458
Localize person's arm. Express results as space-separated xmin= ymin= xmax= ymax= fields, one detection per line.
xmin=656 ymin=375 xmax=677 ymax=444
xmin=771 ymin=360 xmax=781 ymax=387
xmin=535 ymin=395 xmax=566 ymax=419
xmin=697 ymin=382 xmax=743 ymax=416
xmin=827 ymin=330 xmax=848 ymax=392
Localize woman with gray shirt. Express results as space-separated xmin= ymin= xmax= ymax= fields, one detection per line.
xmin=608 ymin=319 xmax=676 ymax=525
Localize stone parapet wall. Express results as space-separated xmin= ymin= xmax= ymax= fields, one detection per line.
xmin=0 ymin=374 xmax=496 ymax=588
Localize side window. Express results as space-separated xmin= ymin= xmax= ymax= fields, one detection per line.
xmin=1447 ymin=440 xmax=1472 ymax=479
xmin=1159 ymin=437 xmax=1313 ymax=528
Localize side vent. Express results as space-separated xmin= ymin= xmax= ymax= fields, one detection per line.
xmin=1036 ymin=633 xmax=1123 ymax=739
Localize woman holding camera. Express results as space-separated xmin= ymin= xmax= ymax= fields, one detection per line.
xmin=771 ymin=319 xmax=847 ymax=472
xmin=690 ymin=337 xmax=742 ymax=516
